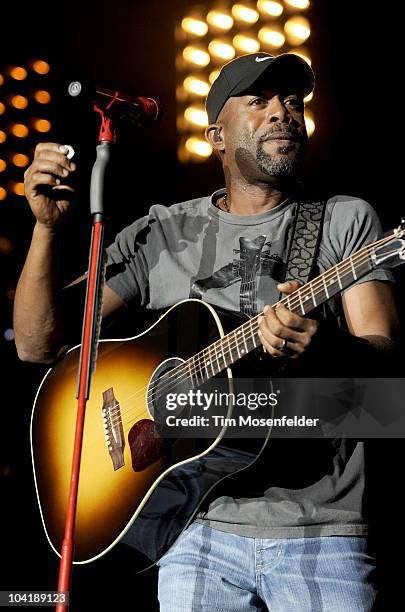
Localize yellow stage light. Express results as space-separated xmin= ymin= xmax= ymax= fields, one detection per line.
xmin=32 ymin=60 xmax=50 ymax=75
xmin=208 ymin=39 xmax=235 ymax=61
xmin=284 ymin=16 xmax=311 ymax=45
xmin=0 ymin=160 xmax=6 ymax=172
xmin=9 ymin=66 xmax=27 ymax=80
xmin=0 ymin=74 xmax=4 ymax=86
xmin=0 ymin=103 xmax=5 ymax=115
xmin=257 ymin=1 xmax=283 ymax=17
xmin=0 ymin=187 xmax=7 ymax=200
xmin=11 ymin=95 xmax=28 ymax=110
xmin=184 ymin=106 xmax=208 ymax=127
xmin=206 ymin=10 xmax=234 ymax=31
xmin=0 ymin=131 xmax=6 ymax=143
xmin=258 ymin=26 xmax=285 ymax=48
xmin=181 ymin=17 xmax=208 ymax=37
xmin=34 ymin=90 xmax=51 ymax=104
xmin=209 ymin=69 xmax=221 ymax=84
xmin=232 ymin=4 xmax=259 ymax=24
xmin=185 ymin=137 xmax=212 ymax=157
xmin=183 ymin=46 xmax=210 ymax=66
xmin=11 ymin=124 xmax=29 ymax=138
xmin=284 ymin=0 xmax=310 ymax=9
xmin=304 ymin=109 xmax=315 ymax=136
xmin=233 ymin=34 xmax=260 ymax=53
xmin=183 ymin=76 xmax=210 ymax=97
xmin=12 ymin=153 xmax=30 ymax=168
xmin=33 ymin=119 xmax=51 ymax=133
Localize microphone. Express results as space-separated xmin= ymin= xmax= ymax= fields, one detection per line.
xmin=67 ymin=80 xmax=163 ymax=126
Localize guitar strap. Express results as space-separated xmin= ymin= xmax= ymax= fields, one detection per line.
xmin=284 ymin=200 xmax=327 ymax=285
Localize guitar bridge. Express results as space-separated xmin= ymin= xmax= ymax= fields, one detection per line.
xmin=102 ymin=387 xmax=125 ymax=470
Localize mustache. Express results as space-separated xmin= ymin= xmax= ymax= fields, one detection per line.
xmin=259 ymin=125 xmax=304 ymax=143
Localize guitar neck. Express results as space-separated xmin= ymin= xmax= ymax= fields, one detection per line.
xmin=187 ymin=237 xmax=384 ymax=387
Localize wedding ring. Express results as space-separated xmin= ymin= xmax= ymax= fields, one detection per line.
xmin=280 ymin=339 xmax=287 ymax=352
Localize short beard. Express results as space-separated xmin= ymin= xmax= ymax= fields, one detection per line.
xmin=256 ymin=145 xmax=302 ymax=179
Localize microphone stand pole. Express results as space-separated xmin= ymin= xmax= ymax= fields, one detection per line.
xmin=56 ymin=99 xmax=118 ymax=611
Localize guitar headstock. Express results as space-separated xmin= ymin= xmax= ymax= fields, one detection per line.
xmin=371 ymin=221 xmax=405 ymax=269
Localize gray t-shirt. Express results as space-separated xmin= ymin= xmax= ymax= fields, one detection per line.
xmin=106 ymin=190 xmax=393 ymax=538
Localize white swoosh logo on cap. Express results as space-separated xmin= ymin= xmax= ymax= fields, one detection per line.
xmin=255 ymin=56 xmax=272 ymax=62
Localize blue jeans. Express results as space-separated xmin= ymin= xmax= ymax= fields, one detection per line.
xmin=158 ymin=522 xmax=377 ymax=611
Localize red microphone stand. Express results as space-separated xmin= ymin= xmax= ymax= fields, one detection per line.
xmin=56 ymin=95 xmax=119 ymax=611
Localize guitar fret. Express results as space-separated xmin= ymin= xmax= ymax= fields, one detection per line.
xmin=310 ymin=282 xmax=317 ymax=307
xmin=322 ymin=275 xmax=330 ymax=299
xmin=298 ymin=291 xmax=305 ymax=315
xmin=350 ymin=257 xmax=357 ymax=280
xmin=336 ymin=267 xmax=343 ymax=289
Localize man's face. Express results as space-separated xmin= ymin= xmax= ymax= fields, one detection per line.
xmin=219 ymin=86 xmax=308 ymax=182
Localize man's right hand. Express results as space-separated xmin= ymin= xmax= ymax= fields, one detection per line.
xmin=24 ymin=142 xmax=77 ymax=228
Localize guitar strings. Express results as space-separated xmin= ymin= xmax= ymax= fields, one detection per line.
xmin=110 ymin=236 xmax=396 ymax=430
xmin=102 ymin=236 xmax=396 ymax=433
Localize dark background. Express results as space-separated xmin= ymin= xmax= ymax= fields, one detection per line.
xmin=1 ymin=1 xmax=404 ymax=610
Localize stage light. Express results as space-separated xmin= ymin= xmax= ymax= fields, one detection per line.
xmin=11 ymin=124 xmax=29 ymax=138
xmin=12 ymin=153 xmax=29 ymax=168
xmin=181 ymin=17 xmax=208 ymax=37
xmin=12 ymin=181 xmax=25 ymax=196
xmin=9 ymin=66 xmax=27 ymax=80
xmin=183 ymin=76 xmax=210 ymax=97
xmin=287 ymin=47 xmax=311 ymax=64
xmin=304 ymin=109 xmax=315 ymax=136
xmin=258 ymin=26 xmax=285 ymax=48
xmin=206 ymin=10 xmax=234 ymax=31
xmin=4 ymin=329 xmax=15 ymax=341
xmin=33 ymin=119 xmax=51 ymax=133
xmin=0 ymin=103 xmax=5 ymax=115
xmin=11 ymin=95 xmax=28 ymax=110
xmin=32 ymin=60 xmax=50 ymax=75
xmin=185 ymin=137 xmax=212 ymax=157
xmin=209 ymin=69 xmax=221 ymax=84
xmin=183 ymin=46 xmax=211 ymax=66
xmin=208 ymin=39 xmax=235 ymax=61
xmin=304 ymin=91 xmax=313 ymax=103
xmin=184 ymin=105 xmax=208 ymax=127
xmin=0 ymin=74 xmax=4 ymax=86
xmin=233 ymin=34 xmax=260 ymax=53
xmin=284 ymin=16 xmax=310 ymax=45
xmin=257 ymin=1 xmax=283 ymax=17
xmin=34 ymin=90 xmax=51 ymax=104
xmin=0 ymin=187 xmax=7 ymax=200
xmin=0 ymin=236 xmax=14 ymax=253
xmin=284 ymin=0 xmax=310 ymax=9
xmin=231 ymin=4 xmax=259 ymax=24
xmin=0 ymin=131 xmax=6 ymax=143
xmin=0 ymin=160 xmax=6 ymax=172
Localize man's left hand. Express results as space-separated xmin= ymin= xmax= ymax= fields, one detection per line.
xmin=258 ymin=280 xmax=319 ymax=358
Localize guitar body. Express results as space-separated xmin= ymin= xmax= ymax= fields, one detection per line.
xmin=31 ymin=299 xmax=270 ymax=569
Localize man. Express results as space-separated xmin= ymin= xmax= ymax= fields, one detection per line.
xmin=14 ymin=53 xmax=398 ymax=610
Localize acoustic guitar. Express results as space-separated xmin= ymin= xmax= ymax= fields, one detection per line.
xmin=30 ymin=224 xmax=405 ymax=569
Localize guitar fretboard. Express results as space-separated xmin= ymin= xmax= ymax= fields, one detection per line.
xmin=179 ymin=234 xmax=392 ymax=388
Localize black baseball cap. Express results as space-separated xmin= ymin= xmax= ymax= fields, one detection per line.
xmin=206 ymin=52 xmax=314 ymax=124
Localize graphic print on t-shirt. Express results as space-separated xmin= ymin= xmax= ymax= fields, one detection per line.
xmin=190 ymin=234 xmax=284 ymax=316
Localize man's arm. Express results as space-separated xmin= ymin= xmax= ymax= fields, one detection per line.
xmin=13 ymin=142 xmax=125 ymax=364
xmin=258 ymin=279 xmax=399 ymax=361
xmin=342 ymin=280 xmax=399 ymax=348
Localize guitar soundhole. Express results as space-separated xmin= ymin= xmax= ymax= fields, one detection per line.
xmin=147 ymin=357 xmax=192 ymax=426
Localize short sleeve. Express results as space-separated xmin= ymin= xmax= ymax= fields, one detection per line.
xmin=105 ymin=215 xmax=151 ymax=307
xmin=328 ymin=197 xmax=394 ymax=291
